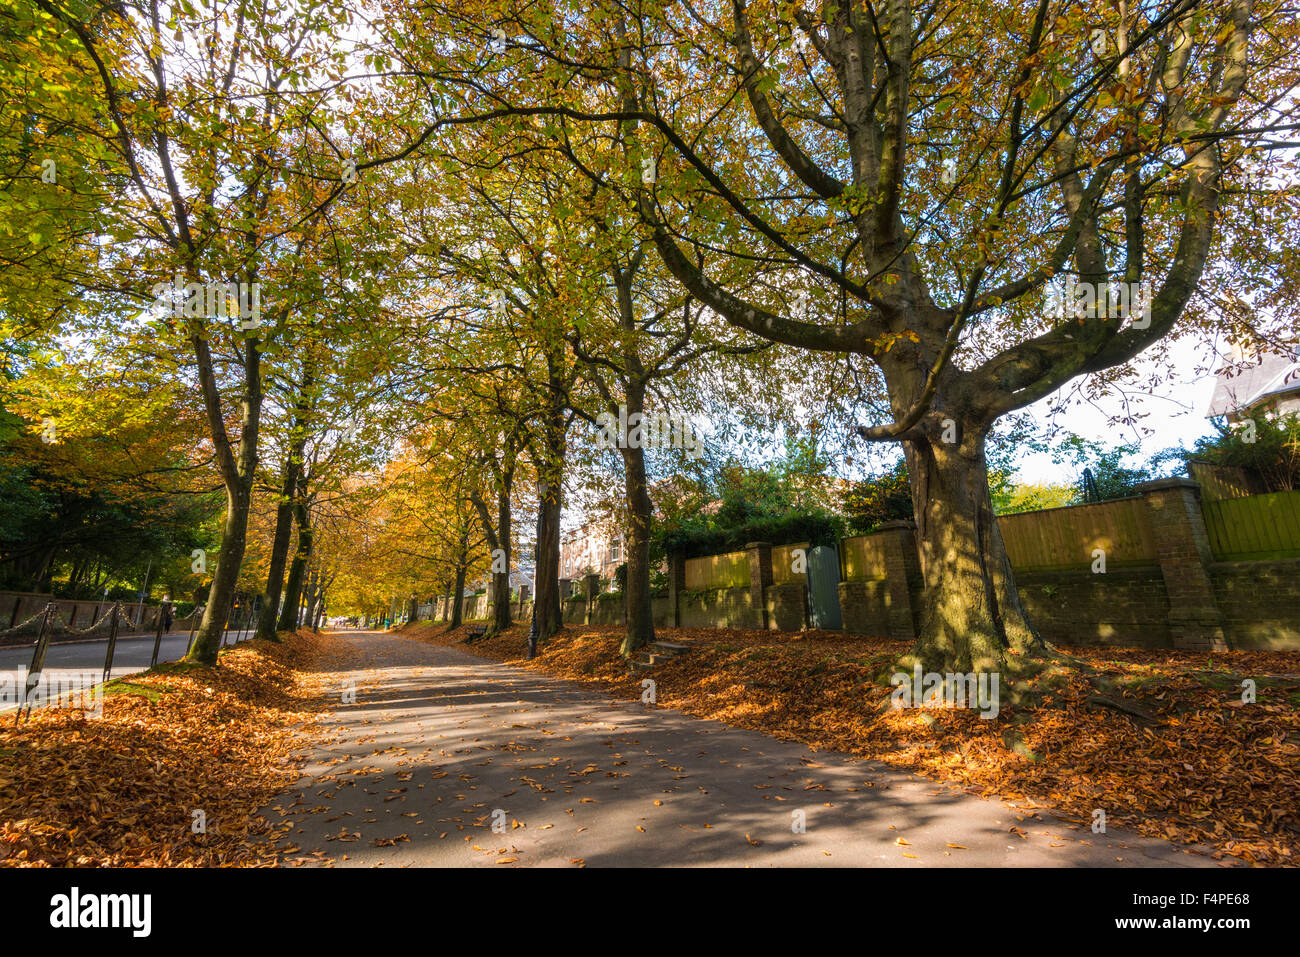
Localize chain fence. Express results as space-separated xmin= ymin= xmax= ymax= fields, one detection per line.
xmin=4 ymin=598 xmax=266 ymax=724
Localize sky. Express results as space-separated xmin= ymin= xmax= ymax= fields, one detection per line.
xmin=1013 ymin=334 xmax=1221 ymax=486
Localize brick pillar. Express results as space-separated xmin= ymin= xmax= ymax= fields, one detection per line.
xmin=584 ymin=573 xmax=599 ymax=625
xmin=877 ymin=520 xmax=919 ymax=641
xmin=746 ymin=542 xmax=774 ymax=630
xmin=1136 ymin=477 xmax=1228 ymax=651
xmin=668 ymin=554 xmax=686 ymax=627
xmin=517 ymin=583 xmax=530 ymax=618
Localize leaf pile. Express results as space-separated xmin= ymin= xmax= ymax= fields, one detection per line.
xmin=407 ymin=622 xmax=1299 ymax=866
xmin=0 ymin=629 xmax=339 ymax=867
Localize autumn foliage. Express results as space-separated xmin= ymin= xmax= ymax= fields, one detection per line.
xmin=0 ymin=630 xmax=338 ymax=867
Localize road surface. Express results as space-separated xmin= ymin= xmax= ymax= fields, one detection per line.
xmin=0 ymin=629 xmax=246 ymax=714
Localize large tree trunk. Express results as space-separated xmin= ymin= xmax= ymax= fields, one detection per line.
xmin=257 ymin=369 xmax=312 ymax=641
xmin=449 ymin=565 xmax=468 ymax=630
xmin=618 ymin=415 xmax=655 ymax=656
xmin=277 ymin=482 xmax=311 ymax=631
xmin=188 ymin=479 xmax=253 ymax=663
xmin=448 ymin=520 xmax=469 ymax=630
xmin=491 ymin=488 xmax=514 ymax=633
xmin=300 ymin=567 xmax=318 ymax=628
xmin=311 ymin=588 xmax=326 ymax=631
xmin=256 ymin=454 xmax=299 ymax=642
xmin=902 ymin=423 xmax=1046 ymax=675
xmin=530 ymin=475 xmax=563 ymax=647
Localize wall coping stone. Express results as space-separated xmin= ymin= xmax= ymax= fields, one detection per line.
xmin=1136 ymin=477 xmax=1200 ymax=492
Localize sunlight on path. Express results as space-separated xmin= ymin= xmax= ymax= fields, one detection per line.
xmin=261 ymin=630 xmax=1222 ymax=868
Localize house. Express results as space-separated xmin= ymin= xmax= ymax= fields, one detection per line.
xmin=560 ymin=518 xmax=623 ymax=583
xmin=1207 ymin=345 xmax=1300 ymax=422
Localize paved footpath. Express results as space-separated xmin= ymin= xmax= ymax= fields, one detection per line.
xmin=263 ymin=630 xmax=1221 ymax=867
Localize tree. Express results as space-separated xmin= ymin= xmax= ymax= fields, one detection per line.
xmin=1186 ymin=412 xmax=1300 ymax=491
xmin=415 ymin=0 xmax=1298 ymax=672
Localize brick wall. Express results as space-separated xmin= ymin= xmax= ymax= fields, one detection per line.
xmin=588 ymin=596 xmax=626 ymax=626
xmin=563 ymin=597 xmax=586 ymax=624
xmin=679 ymin=586 xmax=763 ymax=629
xmin=839 ymin=581 xmax=892 ymax=638
xmin=1211 ymin=560 xmax=1300 ymax=649
xmin=1015 ymin=567 xmax=1172 ymax=648
xmin=652 ymin=595 xmax=673 ymax=628
xmin=457 ymin=479 xmax=1300 ymax=651
xmin=764 ymin=582 xmax=807 ymax=632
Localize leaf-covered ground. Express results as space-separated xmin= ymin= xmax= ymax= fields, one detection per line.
xmin=405 ymin=621 xmax=1300 ymax=866
xmin=0 ymin=629 xmax=339 ymax=867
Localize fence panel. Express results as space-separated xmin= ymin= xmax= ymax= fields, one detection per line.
xmin=1202 ymin=489 xmax=1300 ymax=561
xmin=1189 ymin=462 xmax=1266 ymax=502
xmin=998 ymin=497 xmax=1156 ymax=571
xmin=685 ymin=550 xmax=750 ymax=589
xmin=840 ymin=534 xmax=889 ymax=581
xmin=771 ymin=542 xmax=810 ymax=585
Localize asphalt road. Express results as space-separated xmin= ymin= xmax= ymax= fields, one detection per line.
xmin=264 ymin=630 xmax=1222 ymax=868
xmin=0 ymin=629 xmax=245 ymax=713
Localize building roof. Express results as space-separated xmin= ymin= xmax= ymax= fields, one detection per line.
xmin=1206 ymin=349 xmax=1300 ymax=418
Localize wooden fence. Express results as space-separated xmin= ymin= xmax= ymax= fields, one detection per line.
xmin=1202 ymin=488 xmax=1300 ymax=561
xmin=997 ymin=497 xmax=1157 ymax=571
xmin=684 ymin=549 xmax=750 ymax=589
xmin=1189 ymin=462 xmax=1266 ymax=502
xmin=840 ymin=534 xmax=891 ymax=581
xmin=771 ymin=542 xmax=809 ymax=585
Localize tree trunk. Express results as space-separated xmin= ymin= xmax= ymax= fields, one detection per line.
xmin=184 ymin=312 xmax=263 ymax=665
xmin=311 ymin=589 xmax=326 ymax=631
xmin=188 ymin=480 xmax=253 ymax=663
xmin=448 ymin=521 xmax=469 ymax=630
xmin=449 ymin=565 xmax=468 ymax=630
xmin=529 ymin=386 xmax=567 ymax=649
xmin=471 ymin=485 xmax=515 ymax=636
xmin=277 ymin=482 xmax=312 ymax=631
xmin=257 ymin=455 xmax=299 ymax=642
xmin=257 ymin=369 xmax=312 ymax=641
xmin=619 ymin=421 xmax=655 ymax=656
xmin=301 ymin=568 xmax=319 ymax=628
xmin=491 ymin=488 xmax=513 ymax=633
xmin=902 ymin=423 xmax=1046 ymax=674
xmin=530 ymin=474 xmax=563 ymax=645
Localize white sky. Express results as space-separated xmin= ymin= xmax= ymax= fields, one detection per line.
xmin=1013 ymin=334 xmax=1220 ymax=485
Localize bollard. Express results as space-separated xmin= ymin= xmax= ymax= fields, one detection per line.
xmin=221 ymin=597 xmax=236 ymax=649
xmin=102 ymin=601 xmax=121 ymax=685
xmin=148 ymin=603 xmax=165 ymax=669
xmin=185 ymin=603 xmax=204 ymax=658
xmin=18 ymin=604 xmax=55 ymax=723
